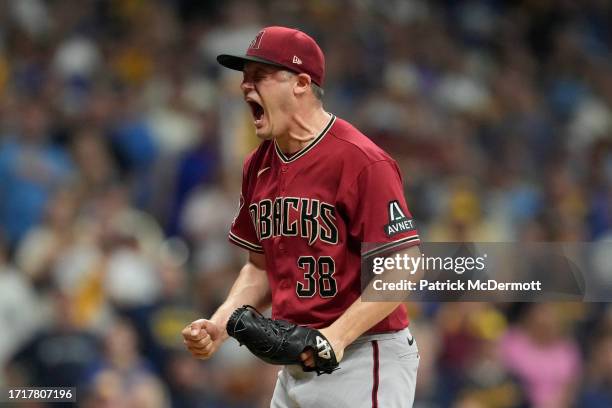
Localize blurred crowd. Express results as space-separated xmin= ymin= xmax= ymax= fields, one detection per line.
xmin=1 ymin=0 xmax=612 ymax=407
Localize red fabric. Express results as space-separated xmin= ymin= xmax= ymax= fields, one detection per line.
xmin=246 ymin=26 xmax=325 ymax=86
xmin=229 ymin=116 xmax=419 ymax=332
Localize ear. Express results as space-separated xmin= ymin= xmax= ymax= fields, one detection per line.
xmin=294 ymin=73 xmax=312 ymax=96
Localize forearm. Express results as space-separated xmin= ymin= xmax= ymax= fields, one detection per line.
xmin=325 ymin=299 xmax=401 ymax=350
xmin=325 ymin=245 xmax=421 ymax=349
xmin=210 ymin=253 xmax=270 ymax=340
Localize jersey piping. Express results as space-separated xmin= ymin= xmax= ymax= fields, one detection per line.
xmin=274 ymin=114 xmax=336 ymax=163
xmin=229 ymin=231 xmax=264 ymax=253
xmin=361 ymin=235 xmax=420 ymax=258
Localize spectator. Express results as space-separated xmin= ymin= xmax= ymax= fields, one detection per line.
xmin=0 ymin=101 xmax=74 ymax=245
xmin=15 ymin=188 xmax=80 ymax=289
xmin=577 ymin=332 xmax=612 ymax=408
xmin=0 ymin=236 xmax=41 ymax=387
xmin=500 ymin=304 xmax=582 ymax=408
xmin=8 ymin=288 xmax=101 ymax=388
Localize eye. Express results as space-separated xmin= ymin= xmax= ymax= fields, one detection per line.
xmin=254 ymin=71 xmax=271 ymax=81
xmin=244 ymin=67 xmax=274 ymax=83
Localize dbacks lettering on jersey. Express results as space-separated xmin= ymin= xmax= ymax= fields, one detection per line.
xmin=249 ymin=197 xmax=338 ymax=245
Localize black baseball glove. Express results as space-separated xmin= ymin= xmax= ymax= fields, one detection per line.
xmin=226 ymin=305 xmax=340 ymax=375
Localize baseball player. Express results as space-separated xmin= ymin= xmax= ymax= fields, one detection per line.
xmin=182 ymin=26 xmax=420 ymax=407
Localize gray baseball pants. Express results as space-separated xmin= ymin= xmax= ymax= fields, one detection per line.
xmin=270 ymin=327 xmax=419 ymax=408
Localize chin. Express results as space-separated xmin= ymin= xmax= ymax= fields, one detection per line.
xmin=255 ymin=129 xmax=274 ymax=140
xmin=256 ymin=134 xmax=272 ymax=141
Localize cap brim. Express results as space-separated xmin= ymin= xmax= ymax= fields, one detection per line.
xmin=217 ymin=54 xmax=286 ymax=71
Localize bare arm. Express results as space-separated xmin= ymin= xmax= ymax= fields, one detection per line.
xmin=183 ymin=251 xmax=270 ymax=359
xmin=209 ymin=251 xmax=271 ymax=340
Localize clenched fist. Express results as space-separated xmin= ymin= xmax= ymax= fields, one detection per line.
xmin=182 ymin=319 xmax=225 ymax=360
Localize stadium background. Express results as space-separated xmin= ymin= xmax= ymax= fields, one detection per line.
xmin=1 ymin=0 xmax=611 ymax=407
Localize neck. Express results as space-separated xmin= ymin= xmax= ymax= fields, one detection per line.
xmin=276 ymin=106 xmax=330 ymax=155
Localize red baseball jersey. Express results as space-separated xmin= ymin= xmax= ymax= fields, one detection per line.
xmin=229 ymin=114 xmax=420 ymax=333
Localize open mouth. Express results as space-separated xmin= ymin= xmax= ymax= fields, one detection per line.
xmin=247 ymin=100 xmax=265 ymax=124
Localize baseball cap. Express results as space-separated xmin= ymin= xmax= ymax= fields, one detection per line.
xmin=217 ymin=26 xmax=326 ymax=87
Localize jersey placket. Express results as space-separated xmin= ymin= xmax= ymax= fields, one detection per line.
xmin=277 ymin=162 xmax=289 ymax=253
xmin=275 ymin=162 xmax=292 ymax=293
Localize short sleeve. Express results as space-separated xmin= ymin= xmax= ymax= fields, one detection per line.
xmin=342 ymin=160 xmax=420 ymax=257
xmin=228 ymin=156 xmax=264 ymax=253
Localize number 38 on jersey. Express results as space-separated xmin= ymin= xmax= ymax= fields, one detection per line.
xmin=296 ymin=256 xmax=337 ymax=298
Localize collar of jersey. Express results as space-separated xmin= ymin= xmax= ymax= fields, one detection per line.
xmin=274 ymin=114 xmax=336 ymax=164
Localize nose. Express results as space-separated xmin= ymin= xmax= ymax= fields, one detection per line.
xmin=240 ymin=78 xmax=254 ymax=94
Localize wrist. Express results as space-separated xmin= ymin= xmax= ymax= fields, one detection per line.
xmin=210 ymin=310 xmax=232 ymax=340
xmin=322 ymin=325 xmax=351 ymax=351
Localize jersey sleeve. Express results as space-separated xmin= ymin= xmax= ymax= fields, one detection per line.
xmin=228 ymin=155 xmax=264 ymax=253
xmin=341 ymin=160 xmax=420 ymax=257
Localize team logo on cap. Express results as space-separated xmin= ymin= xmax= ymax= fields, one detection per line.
xmin=249 ymin=30 xmax=265 ymax=50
